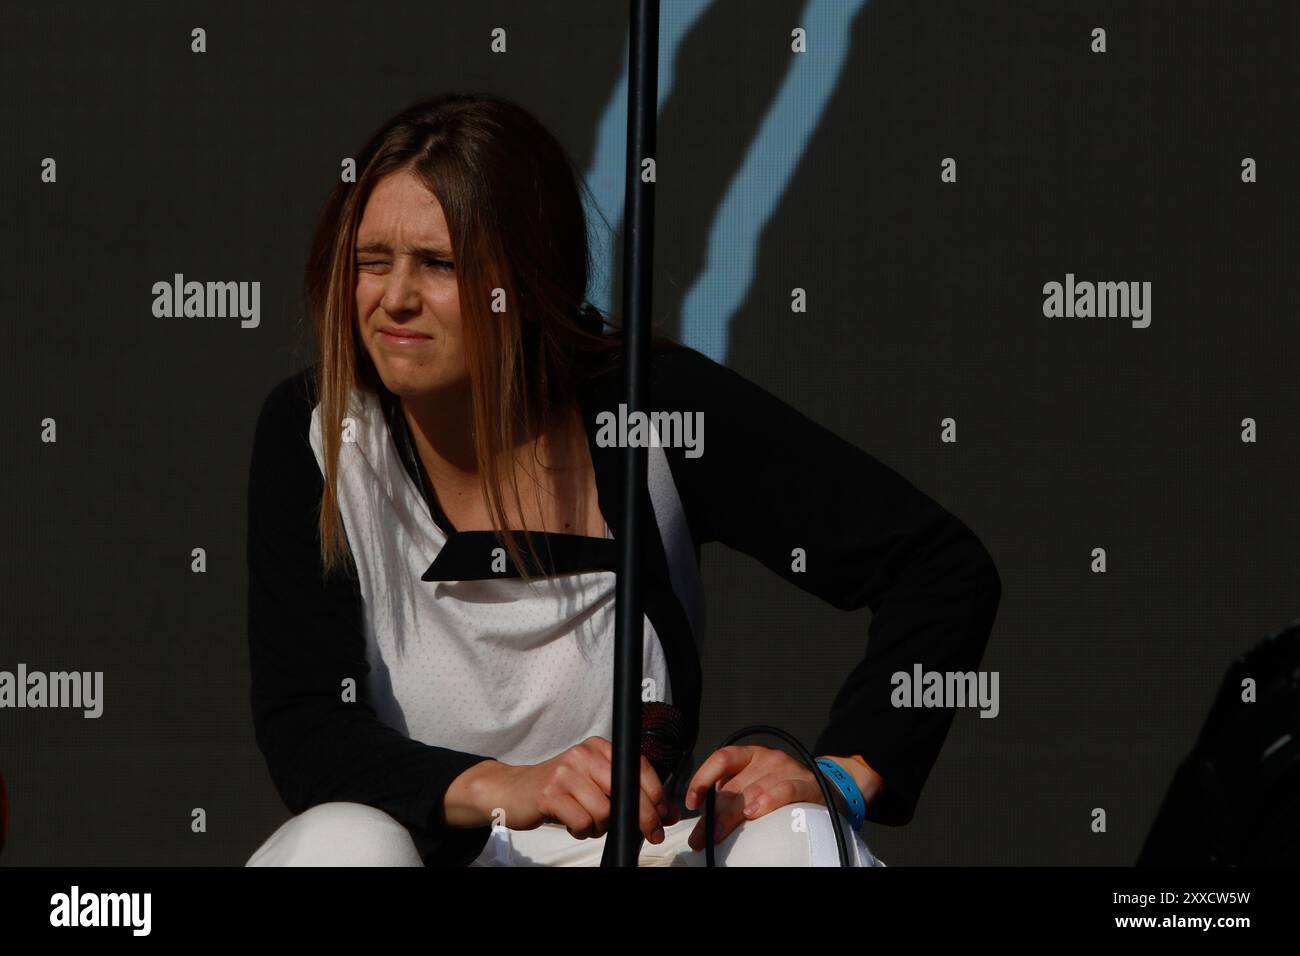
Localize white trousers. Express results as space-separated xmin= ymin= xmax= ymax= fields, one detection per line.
xmin=246 ymin=801 xmax=886 ymax=867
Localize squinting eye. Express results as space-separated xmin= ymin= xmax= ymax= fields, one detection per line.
xmin=425 ymin=258 xmax=455 ymax=272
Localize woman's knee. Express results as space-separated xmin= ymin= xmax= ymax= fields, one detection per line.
xmin=715 ymin=802 xmax=883 ymax=867
xmin=246 ymin=802 xmax=424 ymax=867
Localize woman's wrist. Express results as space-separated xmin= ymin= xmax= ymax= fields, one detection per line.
xmin=442 ymin=759 xmax=511 ymax=828
xmin=817 ymin=755 xmax=884 ymax=816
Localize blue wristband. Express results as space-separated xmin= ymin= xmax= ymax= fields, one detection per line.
xmin=815 ymin=758 xmax=867 ymax=831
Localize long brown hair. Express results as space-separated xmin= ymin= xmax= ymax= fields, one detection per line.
xmin=305 ymin=91 xmax=681 ymax=585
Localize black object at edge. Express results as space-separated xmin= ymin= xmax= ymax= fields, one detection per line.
xmin=602 ymin=0 xmax=660 ymax=868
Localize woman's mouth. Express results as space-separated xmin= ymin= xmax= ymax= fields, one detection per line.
xmin=378 ymin=327 xmax=432 ymax=347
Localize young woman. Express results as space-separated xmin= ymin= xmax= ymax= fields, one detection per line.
xmin=244 ymin=93 xmax=1001 ymax=867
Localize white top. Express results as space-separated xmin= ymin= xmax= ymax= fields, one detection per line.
xmin=309 ymin=388 xmax=673 ymax=766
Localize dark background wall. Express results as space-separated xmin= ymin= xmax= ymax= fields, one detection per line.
xmin=0 ymin=0 xmax=1295 ymax=865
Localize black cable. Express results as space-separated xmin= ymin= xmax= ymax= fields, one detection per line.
xmin=702 ymin=725 xmax=851 ymax=867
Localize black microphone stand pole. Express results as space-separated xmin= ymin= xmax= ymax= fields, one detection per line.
xmin=602 ymin=0 xmax=659 ymax=867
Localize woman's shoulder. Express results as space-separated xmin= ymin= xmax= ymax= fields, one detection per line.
xmin=260 ymin=363 xmax=319 ymax=411
xmin=249 ymin=365 xmax=326 ymax=480
xmin=578 ymin=340 xmax=735 ymax=406
xmin=254 ymin=364 xmax=321 ymax=436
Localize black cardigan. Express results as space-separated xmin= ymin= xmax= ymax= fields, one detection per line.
xmin=245 ymin=342 xmax=1002 ymax=865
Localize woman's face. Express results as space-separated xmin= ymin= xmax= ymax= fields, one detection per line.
xmin=354 ymin=167 xmax=467 ymax=399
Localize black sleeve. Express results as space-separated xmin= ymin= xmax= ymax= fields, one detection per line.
xmin=655 ymin=346 xmax=1002 ymax=826
xmin=246 ymin=370 xmax=495 ymax=865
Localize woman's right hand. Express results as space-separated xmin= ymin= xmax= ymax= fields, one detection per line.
xmin=444 ymin=736 xmax=680 ymax=844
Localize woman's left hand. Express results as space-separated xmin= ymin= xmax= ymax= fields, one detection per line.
xmin=682 ymin=745 xmax=853 ymax=852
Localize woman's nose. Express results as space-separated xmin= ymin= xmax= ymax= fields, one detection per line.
xmin=380 ymin=264 xmax=421 ymax=316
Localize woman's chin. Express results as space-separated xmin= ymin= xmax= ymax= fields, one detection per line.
xmin=376 ymin=364 xmax=467 ymax=400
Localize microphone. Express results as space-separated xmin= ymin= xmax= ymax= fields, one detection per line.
xmin=597 ymin=702 xmax=685 ymax=867
xmin=640 ymin=701 xmax=687 ymax=783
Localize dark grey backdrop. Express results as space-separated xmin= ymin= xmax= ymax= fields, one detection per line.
xmin=1 ymin=0 xmax=1296 ymax=866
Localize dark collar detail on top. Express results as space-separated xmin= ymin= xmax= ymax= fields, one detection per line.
xmin=421 ymin=530 xmax=617 ymax=582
